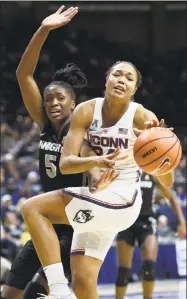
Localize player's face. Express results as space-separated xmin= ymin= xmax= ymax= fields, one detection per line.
xmin=105 ymin=62 xmax=137 ymax=101
xmin=44 ymin=85 xmax=75 ymax=123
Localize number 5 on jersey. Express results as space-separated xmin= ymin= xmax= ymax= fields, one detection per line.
xmin=45 ymin=154 xmax=57 ymax=178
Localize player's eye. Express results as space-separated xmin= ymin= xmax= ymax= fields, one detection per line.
xmin=45 ymin=97 xmax=52 ymax=102
xmin=113 ymin=73 xmax=120 ymax=77
xmin=59 ymin=96 xmax=65 ymax=101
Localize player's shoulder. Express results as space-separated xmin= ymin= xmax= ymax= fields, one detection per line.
xmin=72 ymin=97 xmax=103 ymax=119
xmin=134 ymin=104 xmax=157 ymax=123
xmin=134 ymin=103 xmax=144 ymax=115
xmin=76 ymin=97 xmax=102 ymax=109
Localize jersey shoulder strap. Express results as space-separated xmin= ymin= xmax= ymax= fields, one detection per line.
xmin=89 ymin=97 xmax=104 ymax=130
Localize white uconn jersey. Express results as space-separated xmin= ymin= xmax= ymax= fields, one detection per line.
xmin=64 ymin=97 xmax=142 ymax=236
xmin=87 ymin=98 xmax=141 ymax=183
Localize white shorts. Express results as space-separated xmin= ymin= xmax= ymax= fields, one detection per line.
xmin=63 ymin=181 xmax=142 ymax=234
xmin=70 ymin=231 xmax=116 ymax=261
xmin=63 ymin=181 xmax=142 ymax=261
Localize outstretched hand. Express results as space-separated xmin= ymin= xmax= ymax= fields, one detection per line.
xmin=134 ymin=119 xmax=174 ymax=137
xmin=177 ymin=223 xmax=186 ymax=240
xmin=42 ymin=6 xmax=78 ymax=30
xmin=89 ymin=169 xmax=120 ymax=194
xmin=96 ymin=147 xmax=128 ymax=169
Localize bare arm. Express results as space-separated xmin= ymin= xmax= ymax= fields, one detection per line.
xmin=16 ymin=26 xmax=49 ymax=129
xmin=80 ymin=139 xmax=120 ymax=193
xmin=16 ymin=6 xmax=78 ymax=129
xmin=155 ymin=178 xmax=186 ymax=239
xmin=134 ymin=105 xmax=159 ymax=130
xmin=134 ymin=105 xmax=174 ymax=187
xmin=60 ymin=102 xmax=102 ymax=174
xmin=60 ymin=101 xmax=127 ymax=174
xmin=80 ymin=139 xmax=101 ymax=185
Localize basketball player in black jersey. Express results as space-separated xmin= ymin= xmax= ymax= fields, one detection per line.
xmin=115 ymin=172 xmax=186 ymax=299
xmin=1 ymin=6 xmax=87 ymax=299
xmin=1 ymin=6 xmax=118 ymax=299
xmin=18 ymin=5 xmax=177 ymax=299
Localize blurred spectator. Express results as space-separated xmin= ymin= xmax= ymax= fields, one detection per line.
xmin=0 ymin=224 xmax=12 ymax=284
xmin=174 ymin=156 xmax=186 ymax=184
xmin=0 ymin=256 xmax=11 ymax=285
xmin=0 ymin=219 xmax=21 ymax=262
xmin=0 ymin=123 xmax=15 ymax=154
xmin=0 ymin=166 xmax=6 ymax=196
xmin=157 ymin=215 xmax=171 ymax=237
xmin=15 ymin=197 xmax=26 ymax=223
xmin=1 ymin=194 xmax=16 ymax=223
xmin=26 ymin=170 xmax=41 ymax=194
xmin=3 ymin=211 xmax=23 ymax=242
xmin=20 ymin=223 xmax=31 ymax=247
xmin=175 ymin=185 xmax=187 ymax=207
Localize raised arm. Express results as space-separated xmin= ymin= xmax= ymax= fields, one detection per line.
xmin=16 ymin=5 xmax=78 ymax=129
xmin=134 ymin=105 xmax=174 ymax=187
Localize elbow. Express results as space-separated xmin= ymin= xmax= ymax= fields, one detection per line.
xmin=16 ymin=67 xmax=23 ymax=80
xmin=166 ymin=171 xmax=174 ymax=187
xmin=21 ymin=199 xmax=32 ymax=222
xmin=60 ymin=167 xmax=70 ymax=175
xmin=59 ymin=164 xmax=67 ymax=175
xmin=162 ymin=180 xmax=173 ymax=188
xmin=16 ymin=64 xmax=22 ymax=78
xmin=59 ymin=158 xmax=70 ymax=175
xmin=16 ymin=65 xmax=29 ymax=80
xmin=16 ymin=69 xmax=20 ymax=79
xmin=158 ymin=171 xmax=174 ymax=188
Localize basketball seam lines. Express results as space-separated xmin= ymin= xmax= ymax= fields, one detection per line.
xmin=139 ymin=137 xmax=178 ymax=167
xmin=158 ymin=139 xmax=181 ymax=175
xmin=134 ymin=134 xmax=174 ymax=157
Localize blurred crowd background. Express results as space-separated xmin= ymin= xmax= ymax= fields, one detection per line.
xmin=0 ymin=1 xmax=186 ymax=284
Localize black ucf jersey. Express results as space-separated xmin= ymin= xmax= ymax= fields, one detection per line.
xmin=39 ymin=121 xmax=83 ymax=192
xmin=139 ymin=172 xmax=156 ymax=216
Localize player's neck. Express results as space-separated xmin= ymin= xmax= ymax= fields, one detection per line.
xmin=103 ymin=97 xmax=131 ymax=120
xmin=52 ymin=115 xmax=71 ymax=137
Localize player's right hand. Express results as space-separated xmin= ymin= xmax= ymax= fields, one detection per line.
xmin=95 ymin=147 xmax=128 ymax=169
xmin=89 ymin=169 xmax=120 ymax=194
xmin=41 ymin=6 xmax=78 ymax=30
xmin=134 ymin=119 xmax=174 ymax=137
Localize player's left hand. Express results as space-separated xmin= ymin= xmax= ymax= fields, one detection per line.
xmin=41 ymin=6 xmax=78 ymax=30
xmin=134 ymin=119 xmax=174 ymax=137
xmin=177 ymin=223 xmax=186 ymax=240
xmin=89 ymin=169 xmax=120 ymax=194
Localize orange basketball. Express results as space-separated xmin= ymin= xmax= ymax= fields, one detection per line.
xmin=133 ymin=127 xmax=182 ymax=176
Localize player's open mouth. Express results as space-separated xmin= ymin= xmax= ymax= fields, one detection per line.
xmin=113 ymin=85 xmax=125 ymax=93
xmin=50 ymin=111 xmax=61 ymax=117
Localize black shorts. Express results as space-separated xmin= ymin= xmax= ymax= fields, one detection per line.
xmin=5 ymin=225 xmax=73 ymax=290
xmin=117 ymin=215 xmax=157 ymax=247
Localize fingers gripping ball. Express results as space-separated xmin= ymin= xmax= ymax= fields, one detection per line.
xmin=133 ymin=127 xmax=182 ymax=176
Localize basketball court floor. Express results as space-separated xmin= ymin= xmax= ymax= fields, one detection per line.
xmin=98 ymin=279 xmax=186 ymax=299
xmin=0 ymin=279 xmax=186 ymax=298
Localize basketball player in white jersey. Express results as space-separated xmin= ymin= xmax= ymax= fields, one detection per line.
xmin=21 ymin=6 xmax=174 ymax=299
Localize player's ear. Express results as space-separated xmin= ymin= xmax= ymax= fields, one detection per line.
xmin=105 ymin=76 xmax=109 ymax=89
xmin=71 ymin=100 xmax=76 ymax=110
xmin=132 ymin=87 xmax=137 ymax=96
